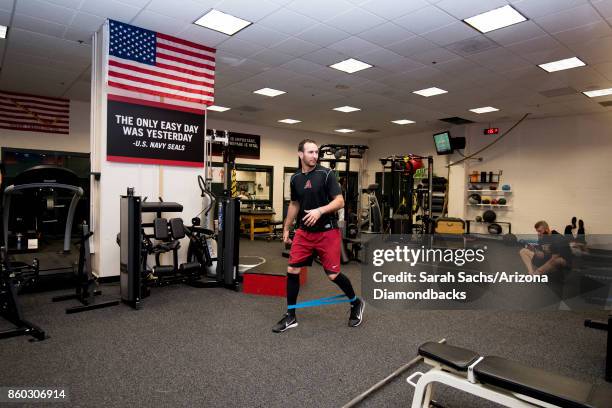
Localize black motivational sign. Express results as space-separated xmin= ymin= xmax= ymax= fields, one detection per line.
xmin=206 ymin=129 xmax=260 ymax=159
xmin=107 ymin=100 xmax=204 ymax=167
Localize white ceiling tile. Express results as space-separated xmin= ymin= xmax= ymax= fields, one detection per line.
xmin=534 ymin=3 xmax=602 ymax=34
xmin=80 ymin=0 xmax=141 ymax=22
xmin=217 ymin=37 xmax=265 ymax=58
xmin=249 ymin=48 xmax=296 ymax=65
xmin=386 ymin=35 xmax=438 ymax=57
xmin=176 ymin=24 xmax=228 ymax=46
xmin=433 ymin=57 xmax=480 ymax=73
xmin=115 ymin=0 xmax=152 ymax=7
xmin=15 ymin=0 xmax=75 ymax=25
xmin=64 ymin=27 xmax=95 ymax=44
xmin=593 ymin=62 xmax=612 ymax=81
xmin=70 ymin=12 xmax=106 ymax=32
xmin=301 ymin=47 xmax=348 ymax=65
xmin=553 ymin=21 xmax=612 ymax=47
xmin=445 ymin=36 xmax=498 ymax=57
xmin=484 ymin=20 xmax=547 ymax=46
xmin=62 ymin=79 xmax=90 ymax=101
xmin=327 ymin=36 xmax=378 ymax=56
xmin=218 ymin=55 xmax=270 ymax=74
xmin=468 ymin=47 xmax=531 ymax=72
xmin=0 ymin=0 xmax=13 ymax=12
xmin=506 ymin=35 xmax=563 ymax=56
xmin=511 ymin=0 xmax=589 ymax=19
xmin=258 ymin=8 xmax=318 ymax=35
xmin=355 ymin=48 xmax=411 ymax=69
xmin=12 ymin=14 xmax=67 ymax=38
xmin=393 ymin=6 xmax=455 ymax=34
xmin=286 ymin=0 xmax=353 ymax=22
xmin=295 ymin=23 xmax=351 ymax=47
xmin=131 ymin=10 xmax=191 ymax=36
xmin=146 ymin=0 xmax=213 ymax=22
xmin=233 ymin=24 xmax=285 ymax=47
xmin=324 ymin=7 xmax=386 ymax=35
xmin=280 ymin=58 xmax=324 ymax=75
xmin=359 ymin=0 xmax=429 ymax=20
xmin=435 ymin=0 xmax=509 ymax=20
xmin=215 ymin=0 xmax=282 ymax=22
xmin=356 ymin=22 xmax=414 ymax=47
xmin=350 ymin=66 xmax=395 ymax=81
xmin=270 ymin=37 xmax=320 ymax=57
xmin=411 ymin=47 xmax=459 ymax=64
xmin=307 ymin=65 xmax=351 ymax=81
xmin=421 ymin=22 xmax=479 ymax=46
xmin=46 ymin=0 xmax=81 ymax=8
xmin=591 ymin=0 xmax=612 ymax=19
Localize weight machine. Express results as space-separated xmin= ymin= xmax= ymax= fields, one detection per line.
xmin=318 ymin=144 xmax=369 ymax=263
xmin=379 ymin=155 xmax=434 ymax=235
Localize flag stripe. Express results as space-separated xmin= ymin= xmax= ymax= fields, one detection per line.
xmin=0 ymin=118 xmax=69 ymax=128
xmin=0 ymin=101 xmax=70 ymax=114
xmin=155 ymin=61 xmax=215 ymax=80
xmin=108 ymin=71 xmax=214 ymax=97
xmin=108 ymin=81 xmax=213 ymax=104
xmin=156 ymin=42 xmax=215 ymax=63
xmin=157 ymin=52 xmax=215 ymax=71
xmin=109 ymin=57 xmax=212 ymax=81
xmin=0 ymin=124 xmax=69 ymax=134
xmin=109 ymin=60 xmax=214 ymax=88
xmin=157 ymin=32 xmax=215 ymax=53
xmin=0 ymin=112 xmax=69 ymax=123
xmin=0 ymin=90 xmax=70 ymax=103
xmin=107 ymin=94 xmax=205 ymax=115
xmin=107 ymin=89 xmax=209 ymax=112
xmin=0 ymin=107 xmax=70 ymax=119
xmin=0 ymin=96 xmax=69 ymax=109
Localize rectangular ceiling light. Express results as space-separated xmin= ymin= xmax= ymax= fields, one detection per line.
xmin=278 ymin=118 xmax=301 ymax=124
xmin=582 ymin=88 xmax=612 ymax=98
xmin=0 ymin=25 xmax=7 ymax=39
xmin=329 ymin=58 xmax=372 ymax=74
xmin=538 ymin=57 xmax=586 ymax=73
xmin=333 ymin=106 xmax=361 ymax=113
xmin=391 ymin=119 xmax=415 ymax=125
xmin=469 ymin=106 xmax=499 ymax=114
xmin=194 ymin=9 xmax=252 ymax=36
xmin=207 ymin=105 xmax=230 ymax=112
xmin=253 ymin=88 xmax=286 ymax=97
xmin=413 ymin=87 xmax=448 ymax=97
xmin=464 ymin=5 xmax=527 ymax=33
xmin=335 ymin=128 xmax=355 ymax=133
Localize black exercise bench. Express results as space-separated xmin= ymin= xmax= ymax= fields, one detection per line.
xmin=408 ymin=342 xmax=612 ymax=408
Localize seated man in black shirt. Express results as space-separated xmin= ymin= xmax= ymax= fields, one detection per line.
xmin=519 ymin=220 xmax=572 ymax=275
xmin=272 ymin=139 xmax=365 ymax=333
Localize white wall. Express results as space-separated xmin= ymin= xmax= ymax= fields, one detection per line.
xmin=0 ymin=101 xmax=90 ymax=153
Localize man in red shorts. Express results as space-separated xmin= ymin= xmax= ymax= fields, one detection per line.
xmin=272 ymin=139 xmax=365 ymax=333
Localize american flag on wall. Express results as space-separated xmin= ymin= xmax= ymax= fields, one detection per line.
xmin=0 ymin=90 xmax=70 ymax=134
xmin=107 ymin=19 xmax=215 ymax=115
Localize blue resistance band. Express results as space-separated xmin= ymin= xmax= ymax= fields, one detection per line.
xmin=288 ymin=294 xmax=357 ymax=310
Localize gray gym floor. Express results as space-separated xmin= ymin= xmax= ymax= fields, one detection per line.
xmin=1 ymin=238 xmax=609 ymax=407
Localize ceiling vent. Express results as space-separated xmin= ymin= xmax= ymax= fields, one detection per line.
xmin=439 ymin=117 xmax=474 ymax=125
xmin=599 ymin=101 xmax=612 ymax=107
xmin=359 ymin=129 xmax=380 ymax=133
xmin=539 ymin=87 xmax=577 ymax=98
xmin=446 ymin=37 xmax=498 ymax=56
xmin=235 ymin=105 xmax=263 ymax=112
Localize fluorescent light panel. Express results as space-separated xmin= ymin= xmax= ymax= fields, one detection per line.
xmin=469 ymin=106 xmax=499 ymax=114
xmin=335 ymin=129 xmax=355 ymax=133
xmin=538 ymin=57 xmax=586 ymax=73
xmin=413 ymin=87 xmax=447 ymax=97
xmin=278 ymin=119 xmax=301 ymax=124
xmin=329 ymin=58 xmax=372 ymax=74
xmin=583 ymin=88 xmax=612 ymax=98
xmin=253 ymin=88 xmax=286 ymax=97
xmin=0 ymin=25 xmax=7 ymax=39
xmin=333 ymin=106 xmax=361 ymax=113
xmin=207 ymin=105 xmax=230 ymax=112
xmin=194 ymin=9 xmax=252 ymax=36
xmin=464 ymin=5 xmax=527 ymax=33
xmin=391 ymin=119 xmax=415 ymax=125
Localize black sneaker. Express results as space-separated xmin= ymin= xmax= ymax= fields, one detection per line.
xmin=349 ymin=298 xmax=365 ymax=327
xmin=272 ymin=313 xmax=298 ymax=333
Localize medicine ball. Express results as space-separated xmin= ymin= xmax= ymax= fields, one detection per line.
xmin=502 ymin=184 xmax=511 ymax=191
xmin=489 ymin=185 xmax=497 ymax=190
xmin=497 ymin=198 xmax=507 ymax=205
xmin=491 ymin=198 xmax=498 ymax=205
xmin=482 ymin=210 xmax=496 ymax=223
xmin=469 ymin=184 xmax=481 ymax=190
xmin=481 ymin=198 xmax=491 ymax=204
xmin=468 ymin=194 xmax=481 ymax=204
xmin=475 ymin=216 xmax=483 ymax=222
xmin=488 ymin=223 xmax=502 ymax=234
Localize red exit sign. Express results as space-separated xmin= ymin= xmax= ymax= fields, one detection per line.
xmin=484 ymin=127 xmax=499 ymax=135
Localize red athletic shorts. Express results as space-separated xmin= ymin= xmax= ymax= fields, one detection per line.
xmin=288 ymin=228 xmax=341 ymax=274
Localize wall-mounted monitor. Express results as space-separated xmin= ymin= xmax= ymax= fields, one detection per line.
xmin=433 ymin=131 xmax=453 ymax=155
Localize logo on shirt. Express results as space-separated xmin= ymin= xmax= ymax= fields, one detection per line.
xmin=304 ymin=180 xmax=313 ymax=189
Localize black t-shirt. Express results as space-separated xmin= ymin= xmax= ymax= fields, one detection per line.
xmin=290 ymin=165 xmax=342 ymax=232
xmin=538 ymin=230 xmax=572 ymax=261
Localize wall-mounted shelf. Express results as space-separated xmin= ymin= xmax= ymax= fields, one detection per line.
xmin=468 ymin=204 xmax=510 ymax=208
xmin=467 ymin=190 xmax=512 ymax=193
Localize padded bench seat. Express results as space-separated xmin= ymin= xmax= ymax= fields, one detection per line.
xmin=418 ymin=342 xmax=480 ymax=371
xmin=474 ymin=356 xmax=612 ymax=408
